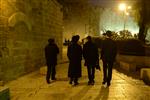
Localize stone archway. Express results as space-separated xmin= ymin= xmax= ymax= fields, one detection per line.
xmin=8 ymin=12 xmax=31 ymax=31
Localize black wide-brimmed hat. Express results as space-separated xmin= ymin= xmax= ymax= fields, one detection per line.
xmin=86 ymin=36 xmax=92 ymax=41
xmin=105 ymin=30 xmax=112 ymax=37
xmin=48 ymin=38 xmax=54 ymax=43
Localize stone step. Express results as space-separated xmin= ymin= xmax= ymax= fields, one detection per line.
xmin=140 ymin=68 xmax=150 ymax=85
xmin=119 ymin=61 xmax=136 ymax=72
xmin=0 ymin=86 xmax=10 ymax=100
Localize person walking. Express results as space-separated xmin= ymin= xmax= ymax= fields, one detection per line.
xmin=83 ymin=36 xmax=99 ymax=85
xmin=101 ymin=31 xmax=117 ymax=86
xmin=67 ymin=35 xmax=82 ymax=86
xmin=45 ymin=38 xmax=59 ymax=84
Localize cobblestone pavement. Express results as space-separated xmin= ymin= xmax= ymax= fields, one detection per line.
xmin=6 ymin=60 xmax=150 ymax=100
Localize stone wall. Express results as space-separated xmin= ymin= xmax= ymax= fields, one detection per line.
xmin=63 ymin=3 xmax=101 ymax=40
xmin=88 ymin=6 xmax=101 ymax=36
xmin=63 ymin=3 xmax=89 ymax=40
xmin=0 ymin=0 xmax=63 ymax=81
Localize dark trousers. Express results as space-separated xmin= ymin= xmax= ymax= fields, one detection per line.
xmin=46 ymin=64 xmax=56 ymax=81
xmin=87 ymin=65 xmax=95 ymax=82
xmin=102 ymin=60 xmax=113 ymax=83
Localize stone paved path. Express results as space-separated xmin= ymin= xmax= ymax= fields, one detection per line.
xmin=6 ymin=60 xmax=150 ymax=100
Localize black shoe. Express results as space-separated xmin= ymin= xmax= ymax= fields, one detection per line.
xmin=91 ymin=82 xmax=94 ymax=85
xmin=91 ymin=80 xmax=95 ymax=85
xmin=69 ymin=81 xmax=72 ymax=84
xmin=92 ymin=80 xmax=95 ymax=83
xmin=74 ymin=82 xmax=79 ymax=86
xmin=102 ymin=81 xmax=106 ymax=85
xmin=52 ymin=78 xmax=56 ymax=80
xmin=107 ymin=82 xmax=111 ymax=87
xmin=88 ymin=81 xmax=92 ymax=85
xmin=46 ymin=80 xmax=50 ymax=84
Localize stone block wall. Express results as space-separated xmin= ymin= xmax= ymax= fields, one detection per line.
xmin=0 ymin=0 xmax=63 ymax=81
xmin=63 ymin=4 xmax=101 ymax=40
xmin=88 ymin=6 xmax=101 ymax=36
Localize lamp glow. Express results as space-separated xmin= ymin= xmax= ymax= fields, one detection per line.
xmin=126 ymin=12 xmax=129 ymax=16
xmin=127 ymin=6 xmax=131 ymax=9
xmin=119 ymin=3 xmax=126 ymax=11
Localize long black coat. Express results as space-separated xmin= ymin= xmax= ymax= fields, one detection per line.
xmin=101 ymin=38 xmax=117 ymax=62
xmin=45 ymin=43 xmax=59 ymax=65
xmin=83 ymin=41 xmax=99 ymax=67
xmin=67 ymin=43 xmax=82 ymax=78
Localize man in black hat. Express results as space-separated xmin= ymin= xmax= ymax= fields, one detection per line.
xmin=67 ymin=35 xmax=82 ymax=86
xmin=45 ymin=38 xmax=59 ymax=84
xmin=101 ymin=30 xmax=117 ymax=86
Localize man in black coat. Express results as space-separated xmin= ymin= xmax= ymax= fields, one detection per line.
xmin=67 ymin=35 xmax=82 ymax=86
xmin=83 ymin=36 xmax=99 ymax=85
xmin=101 ymin=31 xmax=117 ymax=86
xmin=45 ymin=38 xmax=59 ymax=84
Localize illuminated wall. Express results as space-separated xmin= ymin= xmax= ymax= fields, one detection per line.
xmin=63 ymin=4 xmax=100 ymax=41
xmin=63 ymin=3 xmax=89 ymax=41
xmin=0 ymin=0 xmax=63 ymax=81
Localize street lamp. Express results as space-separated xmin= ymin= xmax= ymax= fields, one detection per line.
xmin=118 ymin=3 xmax=131 ymax=31
xmin=119 ymin=3 xmax=126 ymax=11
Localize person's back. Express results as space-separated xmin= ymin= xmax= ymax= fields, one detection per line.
xmin=83 ymin=36 xmax=99 ymax=85
xmin=45 ymin=42 xmax=59 ymax=65
xmin=45 ymin=38 xmax=59 ymax=84
xmin=83 ymin=41 xmax=99 ymax=66
xmin=101 ymin=38 xmax=117 ymax=62
xmin=67 ymin=42 xmax=82 ymax=62
xmin=100 ymin=30 xmax=117 ymax=86
xmin=67 ymin=35 xmax=82 ymax=86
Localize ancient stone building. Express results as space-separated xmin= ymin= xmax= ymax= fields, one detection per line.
xmin=63 ymin=2 xmax=101 ymax=40
xmin=0 ymin=0 xmax=63 ymax=81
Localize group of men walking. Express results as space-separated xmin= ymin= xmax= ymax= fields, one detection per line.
xmin=45 ymin=30 xmax=117 ymax=87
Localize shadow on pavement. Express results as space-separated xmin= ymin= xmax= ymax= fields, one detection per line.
xmin=94 ymin=86 xmax=109 ymax=100
xmin=69 ymin=85 xmax=93 ymax=100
